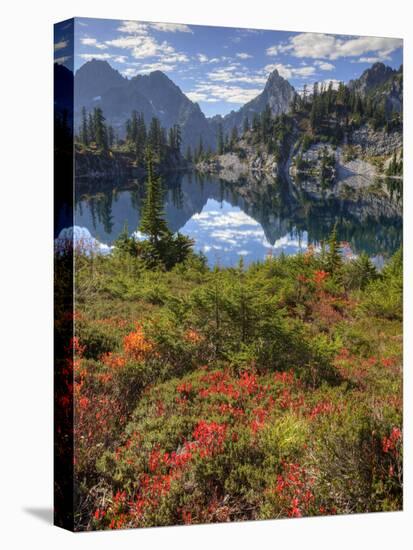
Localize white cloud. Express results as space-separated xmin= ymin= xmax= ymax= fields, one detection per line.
xmin=277 ymin=33 xmax=402 ymax=61
xmin=121 ymin=67 xmax=138 ymax=78
xmin=197 ymin=53 xmax=209 ymax=63
xmin=315 ymin=60 xmax=335 ymax=71
xmin=264 ymin=63 xmax=316 ymax=79
xmin=207 ymin=66 xmax=266 ymax=85
xmin=80 ymin=37 xmax=108 ymax=50
xmin=105 ymin=24 xmax=190 ymax=63
xmin=266 ymin=45 xmax=279 ymax=56
xmin=162 ymin=53 xmax=189 ymax=63
xmin=54 ymin=55 xmax=71 ymax=65
xmin=116 ymin=20 xmax=192 ymax=34
xmin=54 ymin=40 xmax=68 ymax=52
xmin=139 ymin=62 xmax=176 ymax=73
xmin=105 ymin=35 xmax=160 ymax=58
xmin=186 ymin=83 xmax=262 ymax=104
xmin=78 ymin=53 xmax=127 ymax=63
xmin=266 ymin=43 xmax=292 ymax=56
xmin=186 ymin=91 xmax=219 ymax=103
xmin=354 ymin=56 xmax=389 ymax=63
xmin=150 ymin=22 xmax=193 ymax=33
xmin=236 ymin=52 xmax=253 ymax=59
xmin=117 ymin=21 xmax=150 ymax=34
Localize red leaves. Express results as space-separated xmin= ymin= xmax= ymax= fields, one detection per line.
xmin=382 ymin=427 xmax=402 ymax=455
xmin=184 ymin=328 xmax=203 ymax=344
xmin=148 ymin=447 xmax=161 ymax=473
xmin=308 ymin=400 xmax=335 ymax=421
xmin=181 ymin=510 xmax=192 ymax=524
xmin=274 ymin=370 xmax=295 ymax=385
xmin=177 ymin=381 xmax=193 ymax=395
xmin=198 ymin=370 xmax=240 ymax=400
xmin=101 ymin=352 xmax=126 ymax=370
xmin=250 ymin=407 xmax=268 ymax=434
xmin=313 ymin=270 xmax=329 ymax=285
xmin=123 ymin=323 xmax=154 ymax=361
xmin=238 ymin=371 xmax=259 ymax=395
xmin=274 ymin=462 xmax=315 ymax=518
xmin=198 ymin=369 xmax=260 ymax=401
xmin=192 ymin=421 xmax=227 ymax=457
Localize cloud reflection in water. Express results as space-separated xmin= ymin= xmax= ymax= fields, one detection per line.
xmin=179 ymin=199 xmax=308 ymax=267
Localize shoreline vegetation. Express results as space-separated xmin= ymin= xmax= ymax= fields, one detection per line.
xmin=56 ymin=149 xmax=403 ymax=530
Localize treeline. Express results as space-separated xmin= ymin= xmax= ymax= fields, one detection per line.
xmin=219 ymin=79 xmax=402 ymax=161
xmin=292 ymin=81 xmax=401 ymax=140
xmin=215 ymin=108 xmax=295 ymax=161
xmin=125 ymin=111 xmax=182 ymax=165
xmin=77 ymin=107 xmax=184 ymax=167
xmin=77 ymin=106 xmax=115 ymax=151
xmin=185 ymin=137 xmax=214 ymax=165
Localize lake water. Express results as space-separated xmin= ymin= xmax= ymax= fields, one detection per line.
xmin=74 ymin=171 xmax=402 ymax=267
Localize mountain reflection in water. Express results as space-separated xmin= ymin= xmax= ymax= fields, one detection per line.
xmin=74 ymin=171 xmax=402 ymax=267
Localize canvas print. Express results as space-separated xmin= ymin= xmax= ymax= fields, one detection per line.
xmin=54 ymin=17 xmax=403 ymax=531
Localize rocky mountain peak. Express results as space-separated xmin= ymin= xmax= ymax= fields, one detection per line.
xmin=212 ymin=69 xmax=295 ymax=135
xmin=265 ymin=69 xmax=282 ymax=87
xmin=349 ymin=62 xmax=395 ymax=95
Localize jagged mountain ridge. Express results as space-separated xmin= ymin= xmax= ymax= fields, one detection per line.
xmin=73 ymin=59 xmax=402 ymax=152
xmin=74 ymin=60 xmax=295 ymax=152
xmin=210 ymin=69 xmax=295 ymax=136
xmin=74 ymin=60 xmax=215 ymax=151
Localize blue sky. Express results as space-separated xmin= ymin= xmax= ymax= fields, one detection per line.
xmin=54 ymin=17 xmax=403 ymax=117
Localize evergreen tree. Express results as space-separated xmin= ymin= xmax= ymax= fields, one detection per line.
xmin=148 ymin=117 xmax=163 ymax=160
xmin=252 ymin=113 xmax=261 ymax=134
xmin=88 ymin=112 xmax=95 ymax=143
xmin=168 ymin=124 xmax=182 ymax=152
xmin=130 ymin=111 xmax=139 ymax=143
xmin=139 ymin=149 xmax=170 ymax=244
xmin=261 ymin=105 xmax=272 ymax=141
xmin=93 ymin=107 xmax=107 ymax=151
xmin=217 ymin=123 xmax=225 ymax=155
xmin=326 ymin=223 xmax=342 ymax=274
xmin=310 ymin=100 xmax=319 ymax=133
xmin=230 ymin=126 xmax=239 ymax=150
xmin=126 ymin=119 xmax=132 ymax=142
xmin=302 ymin=84 xmax=308 ymax=107
xmin=134 ymin=113 xmax=146 ymax=164
xmin=107 ymin=125 xmax=115 ymax=148
xmin=185 ymin=145 xmax=193 ymax=163
xmin=290 ymin=93 xmax=298 ymax=114
xmin=80 ymin=106 xmax=89 ymax=146
xmin=197 ymin=136 xmax=204 ymax=161
xmin=353 ymin=253 xmax=377 ymax=289
xmin=326 ymin=81 xmax=334 ymax=114
xmin=312 ymin=82 xmax=319 ymax=101
xmin=243 ymin=117 xmax=249 ymax=134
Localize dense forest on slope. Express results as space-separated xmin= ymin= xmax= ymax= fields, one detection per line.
xmin=206 ymin=70 xmax=402 ymax=162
